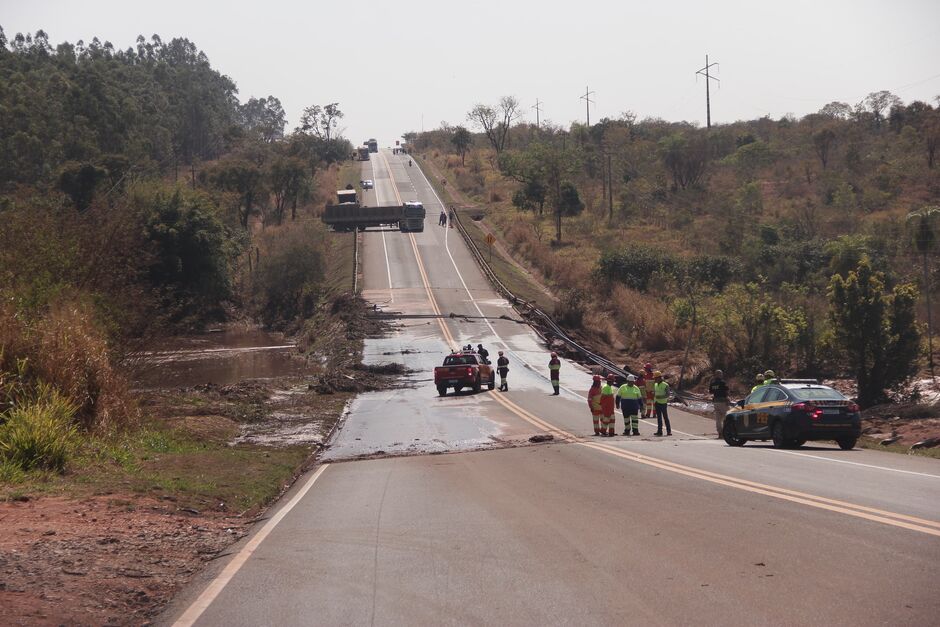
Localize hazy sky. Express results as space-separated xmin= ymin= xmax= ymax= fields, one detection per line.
xmin=3 ymin=0 xmax=939 ymax=146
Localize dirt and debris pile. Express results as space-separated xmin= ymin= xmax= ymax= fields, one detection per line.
xmin=861 ymin=402 xmax=940 ymax=447
xmin=0 ymin=496 xmax=245 ymax=625
xmin=308 ymin=363 xmax=410 ymax=394
xmin=298 ymin=294 xmax=389 ymax=370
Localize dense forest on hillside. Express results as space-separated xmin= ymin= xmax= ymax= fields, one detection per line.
xmin=413 ymin=92 xmax=940 ymax=405
xmin=0 ymin=28 xmax=351 ymax=438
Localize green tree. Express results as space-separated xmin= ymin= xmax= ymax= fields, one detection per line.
xmin=57 ymin=161 xmax=108 ymax=211
xmin=239 ymin=96 xmax=286 ymax=143
xmin=511 ymin=179 xmax=547 ymax=213
xmin=906 ymin=205 xmax=940 ymax=373
xmin=144 ymin=188 xmax=234 ymax=321
xmin=202 ymin=157 xmax=265 ymax=228
xmin=659 ymin=132 xmax=708 ymax=190
xmin=451 ymin=126 xmax=472 ymax=165
xmin=553 ymin=181 xmax=584 ymax=242
xmin=298 ymin=103 xmax=343 ymax=142
xmin=268 ymin=155 xmax=309 ymax=224
xmin=828 ymin=257 xmax=920 ymax=407
xmin=812 ymin=128 xmax=836 ymax=169
xmin=466 ymin=96 xmax=519 ymax=154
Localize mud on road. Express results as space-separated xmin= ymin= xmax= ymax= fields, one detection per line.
xmin=0 ymin=298 xmax=407 ymax=626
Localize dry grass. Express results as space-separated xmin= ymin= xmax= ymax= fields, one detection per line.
xmin=0 ymin=298 xmax=133 ymax=434
xmin=608 ymin=284 xmax=680 ymax=352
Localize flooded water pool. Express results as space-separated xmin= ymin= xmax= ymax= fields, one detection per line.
xmin=130 ymin=329 xmax=309 ymax=389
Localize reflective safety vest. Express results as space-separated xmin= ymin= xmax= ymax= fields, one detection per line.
xmin=654 ymin=381 xmax=670 ymax=404
xmin=618 ymin=384 xmax=642 ymax=400
xmin=600 ymin=383 xmax=616 ymax=415
xmin=751 ymin=383 xmax=764 ymax=393
xmin=643 ymin=377 xmax=655 ymax=399
xmin=588 ymin=385 xmax=603 ymax=413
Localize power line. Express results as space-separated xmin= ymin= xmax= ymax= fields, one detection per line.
xmin=695 ymin=54 xmax=720 ymax=129
xmin=580 ymin=86 xmax=596 ymax=127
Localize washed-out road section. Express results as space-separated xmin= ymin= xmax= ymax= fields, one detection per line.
xmin=160 ymin=150 xmax=940 ymax=626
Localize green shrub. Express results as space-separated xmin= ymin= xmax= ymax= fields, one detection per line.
xmin=252 ymin=221 xmax=327 ymax=327
xmin=0 ymin=383 xmax=78 ymax=472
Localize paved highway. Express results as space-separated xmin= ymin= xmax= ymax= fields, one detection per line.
xmin=161 ymin=150 xmax=940 ymax=626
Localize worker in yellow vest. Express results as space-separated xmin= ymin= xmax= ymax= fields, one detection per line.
xmin=617 ymin=374 xmax=643 ymax=436
xmin=751 ymin=373 xmax=765 ymax=393
xmin=652 ymin=371 xmax=672 ymax=437
xmin=600 ymin=375 xmax=617 ymax=437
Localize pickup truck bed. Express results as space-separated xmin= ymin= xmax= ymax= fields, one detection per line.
xmin=434 ymin=351 xmax=495 ymax=396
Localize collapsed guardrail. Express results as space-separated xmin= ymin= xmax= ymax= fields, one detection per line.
xmin=451 ymin=209 xmax=702 ymax=403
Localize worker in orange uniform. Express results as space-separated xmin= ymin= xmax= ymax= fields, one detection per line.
xmin=587 ymin=374 xmax=603 ymax=435
xmin=600 ymin=374 xmax=618 ymax=436
xmin=641 ymin=362 xmax=655 ymax=420
xmin=548 ymin=352 xmax=561 ymax=395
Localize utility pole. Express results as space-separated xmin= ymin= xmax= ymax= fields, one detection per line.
xmin=608 ymin=152 xmax=613 ymax=221
xmin=695 ymin=55 xmax=720 ymax=129
xmin=532 ymin=98 xmax=543 ymax=128
xmin=580 ymin=86 xmax=595 ymax=127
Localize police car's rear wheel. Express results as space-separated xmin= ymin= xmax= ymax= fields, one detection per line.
xmin=793 ymin=439 xmax=807 ymax=448
xmin=723 ymin=421 xmax=746 ymax=447
xmin=771 ymin=421 xmax=788 ymax=449
xmin=837 ymin=437 xmax=857 ymax=450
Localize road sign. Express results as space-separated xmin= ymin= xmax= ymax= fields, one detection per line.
xmin=485 ymin=233 xmax=496 ymax=262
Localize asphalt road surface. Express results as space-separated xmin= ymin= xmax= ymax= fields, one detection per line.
xmin=161 ymin=151 xmax=940 ymax=626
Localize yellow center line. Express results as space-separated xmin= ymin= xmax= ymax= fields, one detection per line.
xmin=382 ymin=150 xmax=939 ymax=538
xmin=378 ymin=150 xmax=456 ymax=350
xmin=489 ymin=392 xmax=940 ymax=537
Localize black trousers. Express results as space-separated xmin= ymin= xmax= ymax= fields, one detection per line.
xmin=655 ymin=403 xmax=671 ymax=434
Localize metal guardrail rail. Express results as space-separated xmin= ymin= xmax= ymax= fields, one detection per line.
xmin=451 ymin=210 xmax=629 ymax=380
xmin=352 ymin=231 xmax=360 ymax=294
xmin=450 ymin=209 xmax=699 ymax=403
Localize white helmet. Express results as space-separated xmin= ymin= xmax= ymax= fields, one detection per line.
xmin=626 ymin=374 xmax=636 ymax=382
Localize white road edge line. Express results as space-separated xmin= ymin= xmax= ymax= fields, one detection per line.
xmin=408 ymin=156 xmax=704 ymax=439
xmin=767 ymin=447 xmax=940 ymax=479
xmin=172 ymin=464 xmax=331 ymax=627
xmin=369 ymin=157 xmax=394 ymax=302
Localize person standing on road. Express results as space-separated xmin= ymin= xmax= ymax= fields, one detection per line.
xmin=496 ymin=351 xmax=510 ymax=391
xmin=449 ymin=206 xmax=456 ymax=228
xmin=588 ymin=375 xmax=603 ymax=435
xmin=439 ymin=210 xmax=447 ymax=227
xmin=477 ymin=344 xmax=490 ymax=363
xmin=618 ymin=374 xmax=643 ymax=436
xmin=652 ymin=371 xmax=672 ymax=436
xmin=600 ymin=375 xmax=617 ymax=437
xmin=548 ymin=352 xmax=561 ymax=395
xmin=641 ymin=363 xmax=656 ymax=420
xmin=709 ymin=369 xmax=730 ymax=439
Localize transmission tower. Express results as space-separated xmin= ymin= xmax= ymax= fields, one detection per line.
xmin=580 ymin=86 xmax=595 ymax=127
xmin=532 ymin=99 xmax=543 ymax=128
xmin=695 ymin=55 xmax=720 ymax=129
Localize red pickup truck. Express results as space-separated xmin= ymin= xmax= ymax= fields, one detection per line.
xmin=434 ymin=351 xmax=495 ymax=396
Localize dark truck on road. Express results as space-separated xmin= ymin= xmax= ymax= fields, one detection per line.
xmin=434 ymin=350 xmax=495 ymax=396
xmin=321 ymin=191 xmax=425 ymax=232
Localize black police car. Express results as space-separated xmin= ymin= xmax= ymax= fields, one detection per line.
xmin=723 ymin=379 xmax=861 ymax=450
